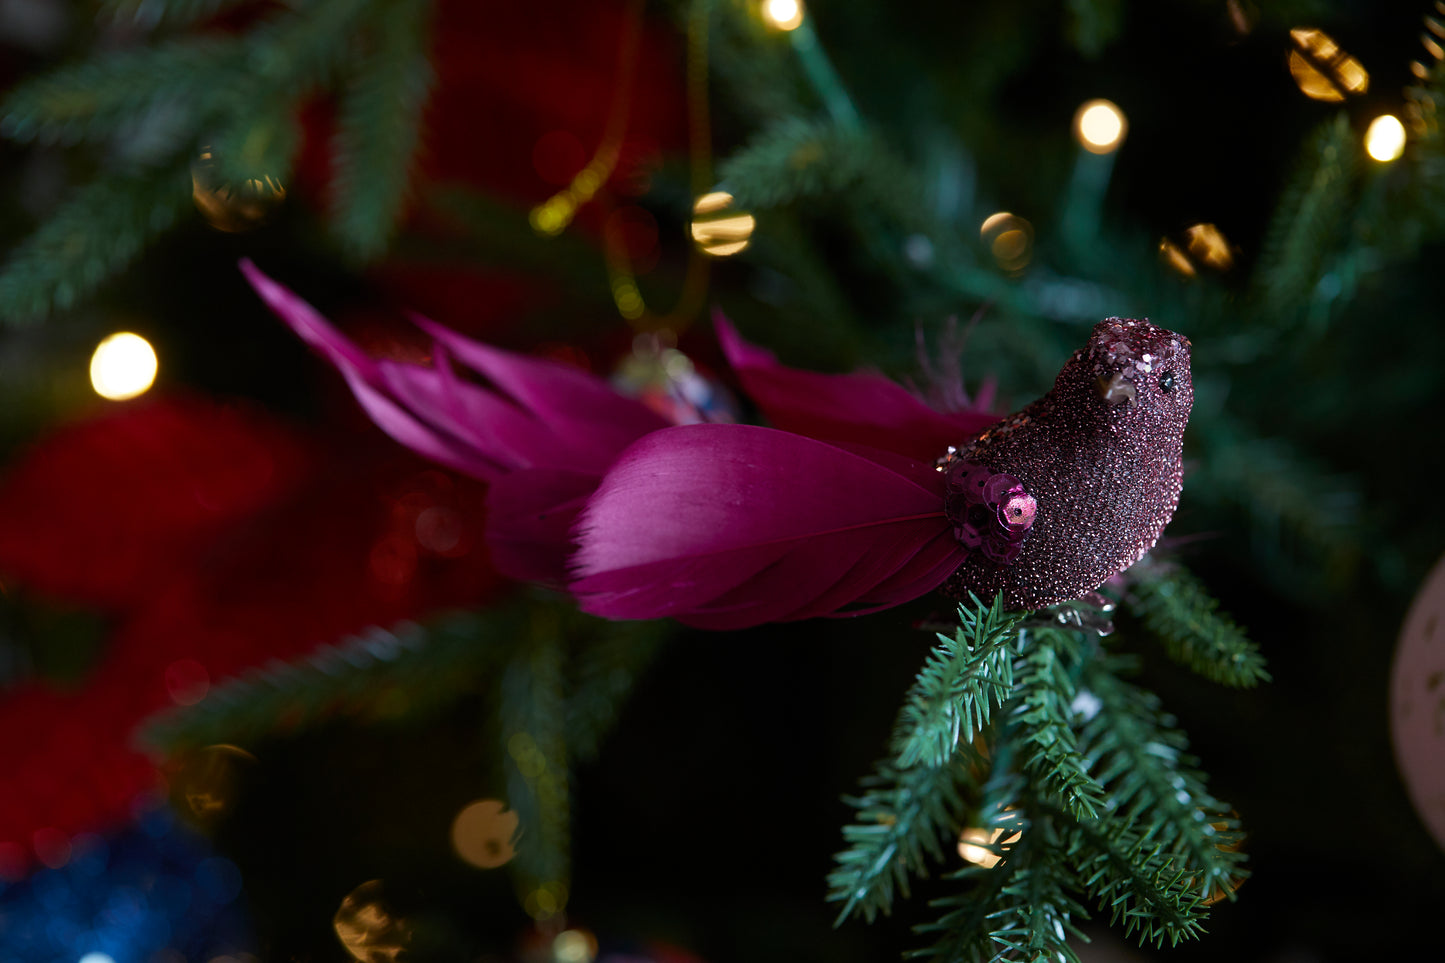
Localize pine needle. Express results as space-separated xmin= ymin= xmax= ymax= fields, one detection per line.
xmin=138 ymin=611 xmax=509 ymax=754
xmin=1129 ymin=562 xmax=1269 ymax=687
xmin=891 ymin=594 xmax=1022 ymax=770
xmin=1008 ymin=629 xmax=1106 ymax=821
xmin=0 ymin=159 xmax=196 ymax=322
xmin=330 ymin=0 xmax=436 ymax=260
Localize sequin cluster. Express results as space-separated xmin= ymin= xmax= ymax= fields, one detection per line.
xmin=941 ymin=457 xmax=1038 ymax=565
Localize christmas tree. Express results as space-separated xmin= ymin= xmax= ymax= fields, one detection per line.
xmin=0 ymin=1 xmax=1442 ymax=961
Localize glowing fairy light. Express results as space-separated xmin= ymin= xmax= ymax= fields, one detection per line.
xmin=89 ymin=332 xmax=158 ymax=400
xmin=762 ymin=0 xmax=804 ymax=31
xmin=1288 ymin=27 xmax=1368 ymax=102
xmin=979 ymin=212 xmax=1034 ymax=273
xmin=1074 ymin=99 xmax=1126 ymax=154
xmin=957 ymin=825 xmax=1022 ymax=868
xmin=1366 ymin=114 xmax=1407 ymax=162
xmin=450 ymin=799 xmax=519 ymax=869
xmin=690 ymin=191 xmax=755 ymax=257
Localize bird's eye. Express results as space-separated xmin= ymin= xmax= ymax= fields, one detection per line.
xmin=1159 ymin=370 xmax=1177 ymax=394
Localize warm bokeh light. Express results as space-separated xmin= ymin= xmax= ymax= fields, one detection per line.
xmin=90 ymin=332 xmax=158 ymax=401
xmin=1160 ymin=224 xmax=1234 ymax=277
xmin=1366 ymin=114 xmax=1407 ymax=162
xmin=957 ymin=825 xmax=1022 ymax=868
xmin=762 ymin=0 xmax=804 ymax=31
xmin=690 ymin=191 xmax=756 ymax=257
xmin=1159 ymin=238 xmax=1197 ymax=277
xmin=1074 ymin=99 xmax=1126 ymax=154
xmin=334 ymin=880 xmax=411 ymax=963
xmin=979 ymin=212 xmax=1034 ymax=273
xmin=192 ymin=148 xmax=286 ymax=232
xmin=172 ymin=744 xmax=256 ymax=825
xmin=553 ymin=928 xmax=599 ymax=963
xmin=1288 ymin=28 xmax=1368 ymax=102
xmin=1184 ymin=223 xmax=1234 ymax=271
xmin=450 ymin=799 xmax=519 ymax=869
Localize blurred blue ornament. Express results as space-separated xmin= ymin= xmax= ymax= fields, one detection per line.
xmin=0 ymin=801 xmax=254 ymax=963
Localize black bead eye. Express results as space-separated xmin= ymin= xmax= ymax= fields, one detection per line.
xmin=1159 ymin=370 xmax=1177 ymax=394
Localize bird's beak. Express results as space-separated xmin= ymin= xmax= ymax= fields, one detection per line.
xmin=1096 ymin=372 xmax=1136 ymax=407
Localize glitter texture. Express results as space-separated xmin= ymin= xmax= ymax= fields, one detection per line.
xmin=943 ymin=318 xmax=1193 ymax=609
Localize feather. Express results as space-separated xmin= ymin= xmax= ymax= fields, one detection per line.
xmin=713 ymin=311 xmax=998 ymax=462
xmin=570 ymin=425 xmax=966 ymax=627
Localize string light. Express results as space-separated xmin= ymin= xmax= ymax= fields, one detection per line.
xmin=1073 ymin=99 xmax=1126 ymax=154
xmin=450 ymin=799 xmax=519 ymax=869
xmin=762 ymin=0 xmax=804 ymax=32
xmin=89 ymin=332 xmax=158 ymax=401
xmin=191 ymin=148 xmax=285 ymax=233
xmin=1287 ymin=28 xmax=1368 ymax=102
xmin=957 ymin=825 xmax=1022 ymax=868
xmin=1366 ymin=114 xmax=1407 ymax=162
xmin=979 ymin=212 xmax=1034 ymax=273
xmin=690 ymin=191 xmax=755 ymax=256
xmin=1184 ymin=223 xmax=1234 ymax=271
xmin=1159 ymin=223 xmax=1235 ymax=277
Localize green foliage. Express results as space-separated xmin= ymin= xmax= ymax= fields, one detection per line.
xmin=1251 ymin=114 xmax=1358 ymax=328
xmin=140 ymin=611 xmax=508 ymax=753
xmin=1075 ymin=654 xmax=1247 ymax=904
xmin=331 ymin=0 xmax=436 ymax=260
xmin=1129 ymin=561 xmax=1269 ymax=687
xmin=918 ymin=825 xmax=1090 ymax=963
xmin=140 ymin=597 xmax=670 ymax=921
xmin=501 ymin=613 xmax=571 ymax=909
xmin=565 ymin=618 xmax=670 ymax=763
xmin=1064 ymin=816 xmax=1206 ymax=947
xmin=1008 ymin=630 xmax=1105 ymax=821
xmin=101 ymin=0 xmax=249 ymax=27
xmin=1193 ymin=420 xmax=1361 ymax=589
xmin=833 ymin=609 xmax=1248 ymax=959
xmin=891 ymin=595 xmax=1022 ymax=770
xmin=827 ymin=753 xmax=974 ymax=924
xmin=0 ymin=0 xmax=438 ymax=321
xmin=0 ymin=159 xmax=197 ymax=320
xmin=0 ymin=39 xmax=241 ymax=147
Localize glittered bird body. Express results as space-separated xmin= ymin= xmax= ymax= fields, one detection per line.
xmin=942 ymin=318 xmax=1193 ymax=609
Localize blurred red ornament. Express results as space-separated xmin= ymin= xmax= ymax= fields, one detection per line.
xmin=0 ymin=397 xmax=501 ymax=876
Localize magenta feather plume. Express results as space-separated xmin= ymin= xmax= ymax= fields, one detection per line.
xmin=568 ymin=425 xmax=967 ymax=629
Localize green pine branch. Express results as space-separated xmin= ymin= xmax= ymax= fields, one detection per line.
xmin=891 ymin=594 xmax=1022 ymax=770
xmin=0 ymin=38 xmax=242 ymax=147
xmin=565 ymin=619 xmax=669 ymax=763
xmin=0 ymin=158 xmax=197 ymax=321
xmin=1193 ymin=416 xmax=1360 ymax=588
xmin=330 ymin=0 xmax=436 ymax=259
xmin=101 ymin=0 xmax=249 ymax=28
xmin=1128 ymin=561 xmax=1269 ymax=687
xmin=500 ymin=611 xmax=572 ymax=917
xmin=1064 ymin=815 xmax=1207 ymax=947
xmin=1008 ymin=629 xmax=1106 ymax=821
xmin=827 ymin=754 xmax=973 ymax=924
xmin=915 ymin=818 xmax=1089 ymax=963
xmin=1251 ymin=113 xmax=1357 ymax=326
xmin=0 ymin=0 xmax=432 ymax=321
xmin=1075 ymin=654 xmax=1247 ymax=904
xmin=139 ymin=610 xmax=509 ymax=754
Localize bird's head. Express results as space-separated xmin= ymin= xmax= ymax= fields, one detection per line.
xmin=1054 ymin=317 xmax=1193 ymax=436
